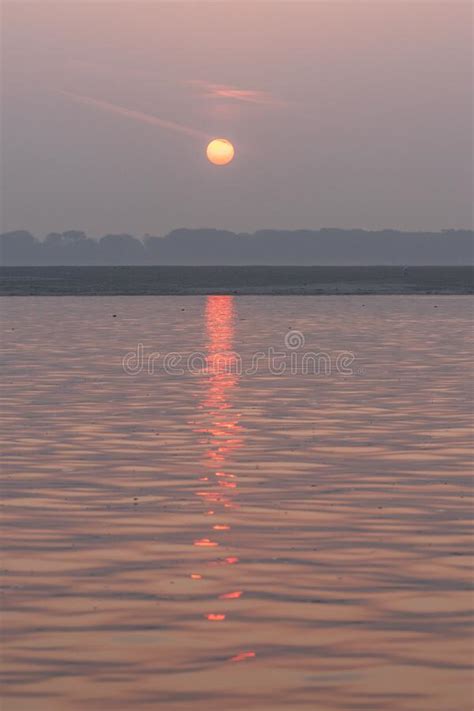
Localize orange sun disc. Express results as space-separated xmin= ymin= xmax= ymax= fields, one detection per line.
xmin=206 ymin=138 xmax=235 ymax=166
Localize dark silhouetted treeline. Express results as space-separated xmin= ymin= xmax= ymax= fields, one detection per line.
xmin=1 ymin=229 xmax=472 ymax=265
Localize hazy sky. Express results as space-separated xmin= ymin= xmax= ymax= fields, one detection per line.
xmin=1 ymin=1 xmax=472 ymax=237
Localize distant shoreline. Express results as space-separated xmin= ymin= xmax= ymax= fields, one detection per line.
xmin=1 ymin=265 xmax=472 ymax=296
xmin=2 ymin=229 xmax=473 ymax=268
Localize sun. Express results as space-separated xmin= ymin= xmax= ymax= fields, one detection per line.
xmin=206 ymin=138 xmax=235 ymax=166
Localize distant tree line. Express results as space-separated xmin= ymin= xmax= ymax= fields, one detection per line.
xmin=0 ymin=228 xmax=473 ymax=265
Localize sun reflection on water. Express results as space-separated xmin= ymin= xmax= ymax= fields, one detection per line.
xmin=190 ymin=296 xmax=253 ymax=658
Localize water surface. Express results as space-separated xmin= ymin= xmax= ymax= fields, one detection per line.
xmin=1 ymin=265 xmax=472 ymax=295
xmin=1 ymin=296 xmax=472 ymax=710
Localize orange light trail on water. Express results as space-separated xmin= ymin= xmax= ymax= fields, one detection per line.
xmin=193 ymin=538 xmax=218 ymax=547
xmin=219 ymin=591 xmax=243 ymax=599
xmin=189 ymin=296 xmax=250 ymax=643
xmin=230 ymin=651 xmax=256 ymax=662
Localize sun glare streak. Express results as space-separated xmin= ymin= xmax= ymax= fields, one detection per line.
xmin=61 ymin=91 xmax=209 ymax=139
xmin=189 ymin=79 xmax=284 ymax=106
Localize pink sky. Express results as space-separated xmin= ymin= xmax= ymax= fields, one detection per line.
xmin=2 ymin=1 xmax=472 ymax=236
